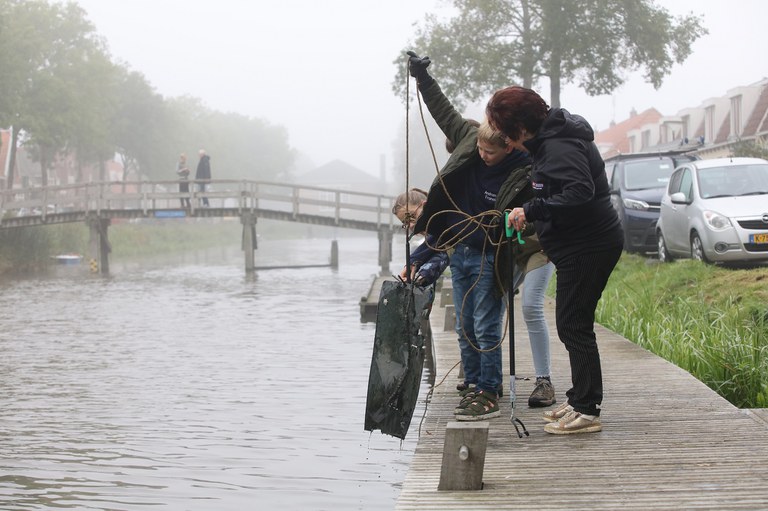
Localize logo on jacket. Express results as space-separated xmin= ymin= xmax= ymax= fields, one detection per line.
xmin=531 ymin=181 xmax=544 ymax=190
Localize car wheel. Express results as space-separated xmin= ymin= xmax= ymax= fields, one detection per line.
xmin=690 ymin=232 xmax=709 ymax=263
xmin=658 ymin=231 xmax=673 ymax=263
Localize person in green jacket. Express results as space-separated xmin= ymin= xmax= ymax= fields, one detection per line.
xmin=407 ymin=51 xmax=556 ymax=420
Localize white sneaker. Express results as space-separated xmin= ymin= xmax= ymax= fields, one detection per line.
xmin=544 ymin=410 xmax=602 ymax=435
xmin=542 ymin=401 xmax=573 ymax=423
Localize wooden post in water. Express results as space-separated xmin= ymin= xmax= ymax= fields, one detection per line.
xmin=330 ymin=240 xmax=338 ymax=269
xmin=86 ymin=215 xmax=111 ymax=275
xmin=241 ymin=212 xmax=257 ymax=273
xmin=377 ymin=227 xmax=392 ymax=276
xmin=438 ymin=422 xmax=489 ymax=491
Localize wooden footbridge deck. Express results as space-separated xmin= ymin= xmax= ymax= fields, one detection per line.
xmin=395 ymin=279 xmax=768 ymax=510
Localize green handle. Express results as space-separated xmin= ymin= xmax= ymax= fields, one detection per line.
xmin=504 ymin=211 xmax=526 ymax=244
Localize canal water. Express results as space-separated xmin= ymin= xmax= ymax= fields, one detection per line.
xmin=0 ymin=235 xmax=429 ymax=511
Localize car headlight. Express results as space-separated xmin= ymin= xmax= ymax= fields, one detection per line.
xmin=622 ymin=198 xmax=650 ymax=211
xmin=702 ymin=210 xmax=732 ymax=230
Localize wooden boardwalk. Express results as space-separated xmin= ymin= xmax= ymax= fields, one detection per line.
xmin=396 ymin=280 xmax=768 ymax=510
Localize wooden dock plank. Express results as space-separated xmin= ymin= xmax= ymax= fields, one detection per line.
xmin=396 ymin=285 xmax=768 ymax=510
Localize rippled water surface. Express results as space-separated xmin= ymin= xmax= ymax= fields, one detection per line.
xmin=0 ymin=236 xmax=423 ymax=510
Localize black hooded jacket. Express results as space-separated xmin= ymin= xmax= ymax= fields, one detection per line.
xmin=522 ymin=108 xmax=623 ymax=263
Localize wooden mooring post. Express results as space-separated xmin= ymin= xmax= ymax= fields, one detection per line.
xmin=437 ymin=422 xmax=489 ymax=491
xmin=377 ymin=227 xmax=392 ymax=276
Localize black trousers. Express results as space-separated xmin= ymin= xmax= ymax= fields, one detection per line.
xmin=554 ymin=244 xmax=622 ymax=416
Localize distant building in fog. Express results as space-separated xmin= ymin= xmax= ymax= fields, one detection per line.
xmin=595 ymin=108 xmax=663 ymax=159
xmin=295 ymin=159 xmax=387 ymax=196
xmin=595 ymin=78 xmax=768 ymax=160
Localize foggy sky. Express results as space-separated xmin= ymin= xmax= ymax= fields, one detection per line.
xmin=71 ymin=0 xmax=768 ymax=180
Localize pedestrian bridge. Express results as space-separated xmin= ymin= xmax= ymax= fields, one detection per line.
xmin=0 ymin=179 xmax=399 ymax=274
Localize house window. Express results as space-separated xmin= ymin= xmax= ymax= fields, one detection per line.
xmin=704 ymin=106 xmax=715 ymax=144
xmin=641 ymin=130 xmax=650 ymax=149
xmin=681 ymin=115 xmax=690 ymax=141
xmin=628 ymin=135 xmax=636 ymax=153
xmin=730 ymin=95 xmax=742 ymax=137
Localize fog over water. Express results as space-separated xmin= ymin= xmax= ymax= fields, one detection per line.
xmin=70 ymin=0 xmax=768 ymax=178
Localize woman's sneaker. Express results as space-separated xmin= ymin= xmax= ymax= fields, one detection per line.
xmin=542 ymin=401 xmax=573 ymax=423
xmin=544 ymin=410 xmax=602 ymax=434
xmin=528 ymin=377 xmax=556 ymax=407
xmin=455 ymin=390 xmax=500 ymax=421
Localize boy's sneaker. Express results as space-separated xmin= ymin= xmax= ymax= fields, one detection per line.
xmin=543 ymin=410 xmax=602 ymax=434
xmin=457 ymin=384 xmax=476 ymax=397
xmin=542 ymin=401 xmax=573 ymax=423
xmin=455 ymin=390 xmax=500 ymax=421
xmin=528 ymin=377 xmax=556 ymax=407
xmin=454 ymin=387 xmax=477 ymax=413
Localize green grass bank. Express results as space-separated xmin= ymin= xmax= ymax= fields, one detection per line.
xmin=597 ymin=254 xmax=768 ymax=408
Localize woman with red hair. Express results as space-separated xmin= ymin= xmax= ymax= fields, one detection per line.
xmin=486 ymin=87 xmax=624 ymax=435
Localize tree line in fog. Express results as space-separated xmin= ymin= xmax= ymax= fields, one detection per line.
xmin=0 ymin=0 xmax=295 ymax=189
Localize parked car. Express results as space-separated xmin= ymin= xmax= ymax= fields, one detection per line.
xmin=656 ymin=157 xmax=768 ymax=264
xmin=605 ymin=150 xmax=698 ymax=253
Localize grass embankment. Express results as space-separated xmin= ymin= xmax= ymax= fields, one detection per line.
xmin=597 ymin=253 xmax=768 ymax=408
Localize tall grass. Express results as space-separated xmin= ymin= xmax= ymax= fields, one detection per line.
xmin=596 ymin=254 xmax=768 ymax=408
xmin=0 ymin=223 xmax=86 ymax=273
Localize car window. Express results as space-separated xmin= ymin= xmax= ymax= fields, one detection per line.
xmin=679 ymin=168 xmax=693 ymax=201
xmin=668 ymin=168 xmax=684 ymax=194
xmin=623 ymin=158 xmax=675 ymax=190
xmin=699 ymin=163 xmax=768 ymax=198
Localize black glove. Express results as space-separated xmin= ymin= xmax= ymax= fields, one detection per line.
xmin=406 ymin=51 xmax=434 ymax=87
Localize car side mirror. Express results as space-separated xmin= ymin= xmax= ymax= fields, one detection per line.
xmin=669 ymin=192 xmax=688 ymax=204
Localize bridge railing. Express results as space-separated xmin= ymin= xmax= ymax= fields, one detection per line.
xmin=1 ymin=180 xmax=398 ymax=230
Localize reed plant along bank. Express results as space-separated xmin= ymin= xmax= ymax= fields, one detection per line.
xmin=596 ymin=254 xmax=768 ymax=408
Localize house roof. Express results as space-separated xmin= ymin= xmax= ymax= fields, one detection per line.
xmin=742 ymin=83 xmax=768 ymax=137
xmin=0 ymin=129 xmax=9 ymax=181
xmin=594 ymin=108 xmax=663 ymax=159
xmin=297 ymin=159 xmax=380 ymax=185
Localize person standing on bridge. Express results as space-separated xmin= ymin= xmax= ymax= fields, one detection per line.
xmin=177 ymin=153 xmax=191 ymax=209
xmin=195 ymin=149 xmax=211 ymax=207
xmin=407 ymin=51 xmax=555 ymax=421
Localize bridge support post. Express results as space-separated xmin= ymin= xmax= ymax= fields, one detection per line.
xmin=86 ymin=215 xmax=111 ymax=275
xmin=241 ymin=212 xmax=257 ymax=273
xmin=377 ymin=228 xmax=392 ymax=277
xmin=330 ymin=240 xmax=338 ymax=269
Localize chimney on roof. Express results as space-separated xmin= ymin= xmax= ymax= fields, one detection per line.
xmin=609 ymin=120 xmax=616 ymax=128
xmin=630 ymin=108 xmax=637 ymax=117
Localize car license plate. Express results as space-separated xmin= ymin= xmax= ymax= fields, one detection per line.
xmin=750 ymin=233 xmax=768 ymax=244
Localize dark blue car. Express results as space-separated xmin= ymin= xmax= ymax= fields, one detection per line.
xmin=605 ymin=151 xmax=698 ymax=253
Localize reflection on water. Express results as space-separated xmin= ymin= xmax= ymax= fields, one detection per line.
xmin=0 ymin=236 xmax=427 ymax=511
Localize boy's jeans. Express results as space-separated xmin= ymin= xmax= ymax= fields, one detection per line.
xmin=450 ymin=243 xmax=503 ymax=394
